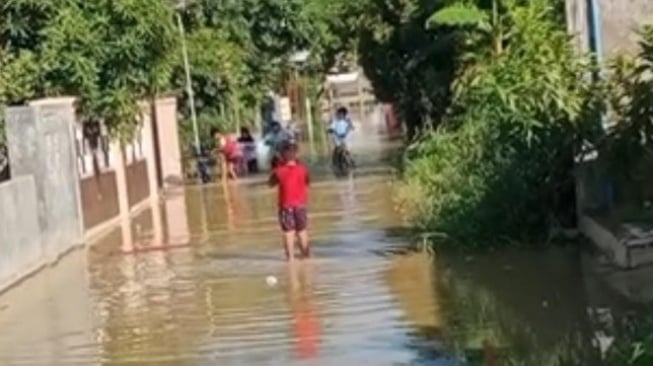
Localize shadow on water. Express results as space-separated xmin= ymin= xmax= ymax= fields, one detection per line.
xmin=0 ymin=107 xmax=648 ymax=365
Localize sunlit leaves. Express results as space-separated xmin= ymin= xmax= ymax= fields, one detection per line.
xmin=185 ymin=28 xmax=244 ymax=86
xmin=427 ymin=2 xmax=488 ymax=28
xmin=39 ymin=3 xmax=101 ymax=96
xmin=0 ymin=49 xmax=39 ymax=104
xmin=0 ymin=48 xmax=40 ymax=146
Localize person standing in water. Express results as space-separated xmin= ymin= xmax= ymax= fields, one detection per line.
xmin=212 ymin=127 xmax=241 ymax=181
xmin=268 ymin=141 xmax=311 ymax=261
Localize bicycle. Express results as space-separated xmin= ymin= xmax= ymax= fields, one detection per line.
xmin=332 ymin=144 xmax=354 ymax=177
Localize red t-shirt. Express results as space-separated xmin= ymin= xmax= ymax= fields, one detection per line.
xmin=274 ymin=160 xmax=309 ymax=208
xmin=221 ymin=136 xmax=240 ymax=158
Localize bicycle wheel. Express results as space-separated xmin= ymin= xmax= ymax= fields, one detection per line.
xmin=344 ymin=151 xmax=355 ymax=169
xmin=335 ymin=149 xmax=350 ymax=176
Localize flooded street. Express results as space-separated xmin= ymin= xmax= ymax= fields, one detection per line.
xmin=0 ymin=115 xmax=643 ymax=366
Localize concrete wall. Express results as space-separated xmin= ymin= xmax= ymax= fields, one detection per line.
xmin=566 ymin=0 xmax=653 ymax=58
xmin=599 ymin=0 xmax=653 ymax=57
xmin=565 ymin=0 xmax=590 ymax=54
xmin=74 ymin=97 xmax=177 ymax=236
xmin=0 ymin=95 xmax=180 ymax=291
xmin=5 ymin=98 xmax=83 ymax=260
xmin=153 ymin=98 xmax=183 ymax=187
xmin=0 ymin=176 xmax=43 ymax=289
xmin=126 ymin=160 xmax=150 ymax=208
xmin=80 ymin=172 xmax=120 ymax=230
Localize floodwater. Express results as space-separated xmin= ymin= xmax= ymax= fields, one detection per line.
xmin=0 ymin=110 xmax=645 ymax=365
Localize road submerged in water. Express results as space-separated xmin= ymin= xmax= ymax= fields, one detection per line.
xmin=0 ymin=111 xmax=645 ymax=365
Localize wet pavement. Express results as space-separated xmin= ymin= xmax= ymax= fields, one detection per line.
xmin=0 ymin=111 xmax=645 ymax=365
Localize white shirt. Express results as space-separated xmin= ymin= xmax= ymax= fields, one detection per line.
xmin=330 ymin=118 xmax=352 ymax=137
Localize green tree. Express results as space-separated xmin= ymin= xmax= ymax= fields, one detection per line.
xmin=353 ymin=0 xmax=460 ymax=138
xmin=1 ymin=0 xmax=178 ymax=138
xmin=174 ymin=0 xmax=318 ymax=132
xmin=428 ymin=0 xmax=512 ymax=58
xmin=0 ymin=48 xmax=40 ymax=145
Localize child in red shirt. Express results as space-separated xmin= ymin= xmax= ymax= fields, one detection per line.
xmin=212 ymin=128 xmax=241 ymax=181
xmin=269 ymin=141 xmax=310 ymax=261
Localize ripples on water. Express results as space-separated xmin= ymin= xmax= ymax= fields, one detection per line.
xmin=0 ymin=134 xmax=645 ymax=366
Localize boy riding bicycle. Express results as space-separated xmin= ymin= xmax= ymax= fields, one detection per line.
xmin=327 ymin=107 xmax=354 ymax=166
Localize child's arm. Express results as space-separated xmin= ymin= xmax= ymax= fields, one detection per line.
xmin=268 ymin=171 xmax=279 ymax=187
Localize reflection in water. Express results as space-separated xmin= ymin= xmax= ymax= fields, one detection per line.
xmin=222 ymin=180 xmax=236 ymax=232
xmin=338 ymin=174 xmax=358 ymax=226
xmin=120 ymin=210 xmax=134 ymax=253
xmin=163 ymin=187 xmax=191 ymax=245
xmin=384 ymin=252 xmax=457 ymax=365
xmin=286 ymin=262 xmax=321 ymax=360
xmin=218 ymin=178 xmax=254 ymax=236
xmin=0 ymin=110 xmax=648 ymax=365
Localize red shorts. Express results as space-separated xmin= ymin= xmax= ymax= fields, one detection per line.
xmin=278 ymin=207 xmax=308 ymax=232
xmin=223 ymin=153 xmax=241 ymax=164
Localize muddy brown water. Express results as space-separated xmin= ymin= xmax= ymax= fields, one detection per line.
xmin=0 ymin=119 xmax=643 ymax=365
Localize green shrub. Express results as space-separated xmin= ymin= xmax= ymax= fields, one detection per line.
xmin=397 ymin=1 xmax=599 ymax=246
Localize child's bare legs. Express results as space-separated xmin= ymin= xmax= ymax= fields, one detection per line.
xmin=220 ymin=156 xmax=228 ymax=182
xmin=227 ymin=161 xmax=238 ymax=179
xmin=298 ymin=230 xmax=310 ymax=258
xmin=280 ymin=207 xmax=309 ymax=261
xmin=296 ymin=207 xmax=310 ymax=259
xmin=284 ymin=230 xmax=309 ymax=260
xmin=284 ymin=231 xmax=297 ymax=261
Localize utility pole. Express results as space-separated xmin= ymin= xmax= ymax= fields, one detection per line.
xmin=357 ymin=70 xmax=364 ymax=122
xmin=305 ymin=96 xmax=315 ymax=156
xmin=233 ymin=93 xmax=242 ymax=132
xmin=176 ymin=13 xmax=199 ymax=152
xmin=174 ymin=0 xmax=199 ymax=150
xmin=174 ymin=0 xmax=205 ymax=183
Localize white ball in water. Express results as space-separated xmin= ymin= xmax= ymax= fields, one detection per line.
xmin=265 ymin=276 xmax=278 ymax=286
